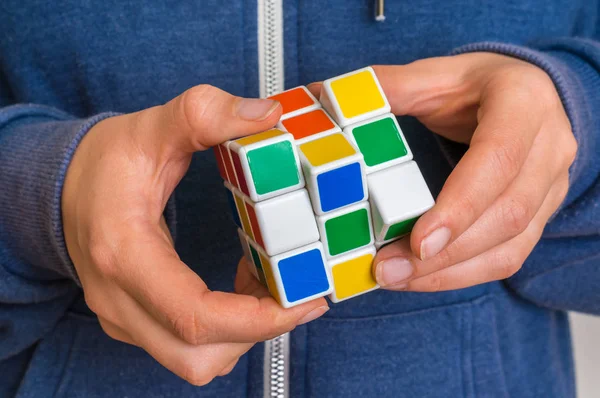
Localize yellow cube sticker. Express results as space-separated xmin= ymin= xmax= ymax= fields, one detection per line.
xmin=332 ymin=252 xmax=377 ymax=300
xmin=299 ymin=133 xmax=356 ymax=167
xmin=331 ymin=70 xmax=386 ymax=118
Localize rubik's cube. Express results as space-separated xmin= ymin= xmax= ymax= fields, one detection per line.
xmin=214 ymin=67 xmax=435 ymax=308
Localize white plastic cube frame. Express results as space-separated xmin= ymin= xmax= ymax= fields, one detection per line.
xmin=316 ymin=201 xmax=375 ymax=259
xmin=237 ymin=228 xmax=257 ymax=278
xmin=343 ymin=113 xmax=413 ymax=174
xmin=328 ymin=245 xmax=379 ymax=303
xmin=298 ymin=140 xmax=368 ymax=216
xmin=227 ymin=131 xmax=305 ymax=202
xmin=254 ymin=241 xmax=334 ymax=308
xmin=242 ymin=188 xmax=320 ymax=256
xmin=276 ymin=86 xmax=322 ymax=120
xmin=368 ymin=161 xmax=435 ymax=242
xmin=319 ymin=66 xmax=391 ymax=128
xmin=276 ymin=109 xmax=342 ymax=145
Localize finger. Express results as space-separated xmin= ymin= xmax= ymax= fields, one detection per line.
xmin=306 ymin=82 xmax=322 ymax=98
xmin=374 ymin=123 xmax=560 ymax=284
xmin=409 ymin=70 xmax=550 ymax=261
xmin=218 ymin=358 xmax=240 ymax=377
xmin=234 ymin=257 xmax=273 ymax=299
xmin=114 ymin=231 xmax=328 ymax=346
xmin=98 ymin=316 xmax=138 ymax=346
xmin=140 ymin=84 xmax=282 ymax=154
xmin=119 ymin=292 xmax=253 ymax=387
xmin=403 ymin=175 xmax=569 ymax=292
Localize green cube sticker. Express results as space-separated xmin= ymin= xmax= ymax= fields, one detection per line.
xmin=249 ymin=245 xmax=267 ymax=286
xmin=352 ymin=117 xmax=408 ymax=167
xmin=384 ymin=217 xmax=419 ymax=241
xmin=247 ymin=141 xmax=300 ymax=195
xmin=325 ymin=208 xmax=371 ymax=256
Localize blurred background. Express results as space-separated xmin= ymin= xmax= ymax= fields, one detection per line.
xmin=571 ymin=312 xmax=600 ymax=397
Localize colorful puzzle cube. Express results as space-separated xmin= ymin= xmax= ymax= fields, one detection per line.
xmin=344 ymin=113 xmax=413 ymax=174
xmin=277 ymin=108 xmax=341 ymax=144
xmin=268 ymin=86 xmax=321 ymax=120
xmin=298 ymin=133 xmax=368 ymax=215
xmin=228 ymin=129 xmax=305 ymax=202
xmin=319 ymin=67 xmax=390 ymax=128
xmin=368 ymin=161 xmax=435 ymax=244
xmin=317 ymin=201 xmax=374 ymax=258
xmin=328 ymin=246 xmax=378 ymax=303
xmin=241 ymin=189 xmax=320 ymax=256
xmin=217 ymin=67 xmax=436 ymax=308
xmin=247 ymin=239 xmax=333 ymax=308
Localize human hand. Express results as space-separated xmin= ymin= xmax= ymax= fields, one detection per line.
xmin=370 ymin=53 xmax=577 ymax=292
xmin=62 ymin=85 xmax=329 ymax=385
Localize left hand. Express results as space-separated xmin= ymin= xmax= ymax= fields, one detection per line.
xmin=369 ymin=53 xmax=577 ymax=292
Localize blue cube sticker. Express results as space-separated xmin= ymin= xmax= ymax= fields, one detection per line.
xmin=317 ymin=162 xmax=364 ymax=212
xmin=278 ymin=249 xmax=330 ymax=303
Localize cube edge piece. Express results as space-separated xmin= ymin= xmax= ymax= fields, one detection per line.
xmin=257 ymin=241 xmax=333 ymax=308
xmin=329 ymin=245 xmax=379 ymax=303
xmin=271 ymin=86 xmax=321 ymax=121
xmin=320 ymin=66 xmax=391 ymax=128
xmin=229 ymin=130 xmax=305 ymax=202
xmin=298 ymin=134 xmax=369 ymax=216
xmin=277 ymin=108 xmax=342 ymax=145
xmin=251 ymin=188 xmax=321 ymax=257
xmin=343 ymin=112 xmax=414 ymax=174
xmin=317 ymin=201 xmax=375 ymax=259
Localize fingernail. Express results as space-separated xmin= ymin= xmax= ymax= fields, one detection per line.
xmin=420 ymin=227 xmax=451 ymax=260
xmin=236 ymin=98 xmax=279 ymax=121
xmin=297 ymin=306 xmax=329 ymax=325
xmin=376 ymin=258 xmax=414 ymax=286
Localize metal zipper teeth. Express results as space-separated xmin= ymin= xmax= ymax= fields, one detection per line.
xmin=257 ymin=1 xmax=288 ymax=398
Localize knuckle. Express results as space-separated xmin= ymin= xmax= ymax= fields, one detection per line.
xmin=424 ymin=274 xmax=443 ymax=293
xmin=488 ymin=141 xmax=524 ymax=182
xmin=493 ymin=250 xmax=523 ymax=279
xmin=83 ymin=292 xmax=105 ymax=316
xmin=502 ymin=198 xmax=534 ymax=237
xmin=180 ymin=360 xmax=215 ymax=387
xmin=180 ymin=85 xmax=220 ymax=130
xmin=87 ymin=239 xmax=118 ymax=279
xmin=167 ymin=309 xmax=209 ymax=345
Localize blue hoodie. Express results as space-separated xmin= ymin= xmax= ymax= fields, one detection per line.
xmin=1 ymin=1 xmax=599 ymax=397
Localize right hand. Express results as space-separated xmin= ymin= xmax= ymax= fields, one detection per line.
xmin=62 ymin=85 xmax=329 ymax=385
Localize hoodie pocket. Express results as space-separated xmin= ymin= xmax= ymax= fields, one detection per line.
xmin=303 ymin=295 xmax=508 ymax=398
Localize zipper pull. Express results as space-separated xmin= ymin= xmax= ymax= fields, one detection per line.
xmin=375 ymin=0 xmax=385 ymax=22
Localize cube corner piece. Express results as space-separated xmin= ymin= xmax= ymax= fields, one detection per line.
xmin=368 ymin=161 xmax=435 ymax=242
xmin=268 ymin=86 xmax=321 ymax=120
xmin=344 ymin=113 xmax=413 ymax=174
xmin=251 ymin=241 xmax=333 ymax=308
xmin=298 ymin=133 xmax=368 ymax=215
xmin=320 ymin=66 xmax=391 ymax=128
xmin=228 ymin=129 xmax=305 ymax=202
xmin=329 ymin=245 xmax=379 ymax=303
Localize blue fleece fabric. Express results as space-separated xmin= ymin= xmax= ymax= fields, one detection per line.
xmin=0 ymin=1 xmax=599 ymax=397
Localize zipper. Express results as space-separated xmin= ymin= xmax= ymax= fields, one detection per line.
xmin=257 ymin=1 xmax=288 ymax=397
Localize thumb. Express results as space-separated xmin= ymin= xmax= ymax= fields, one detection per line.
xmin=148 ymin=84 xmax=282 ymax=154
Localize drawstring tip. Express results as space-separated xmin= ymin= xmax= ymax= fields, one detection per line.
xmin=374 ymin=0 xmax=385 ymax=22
